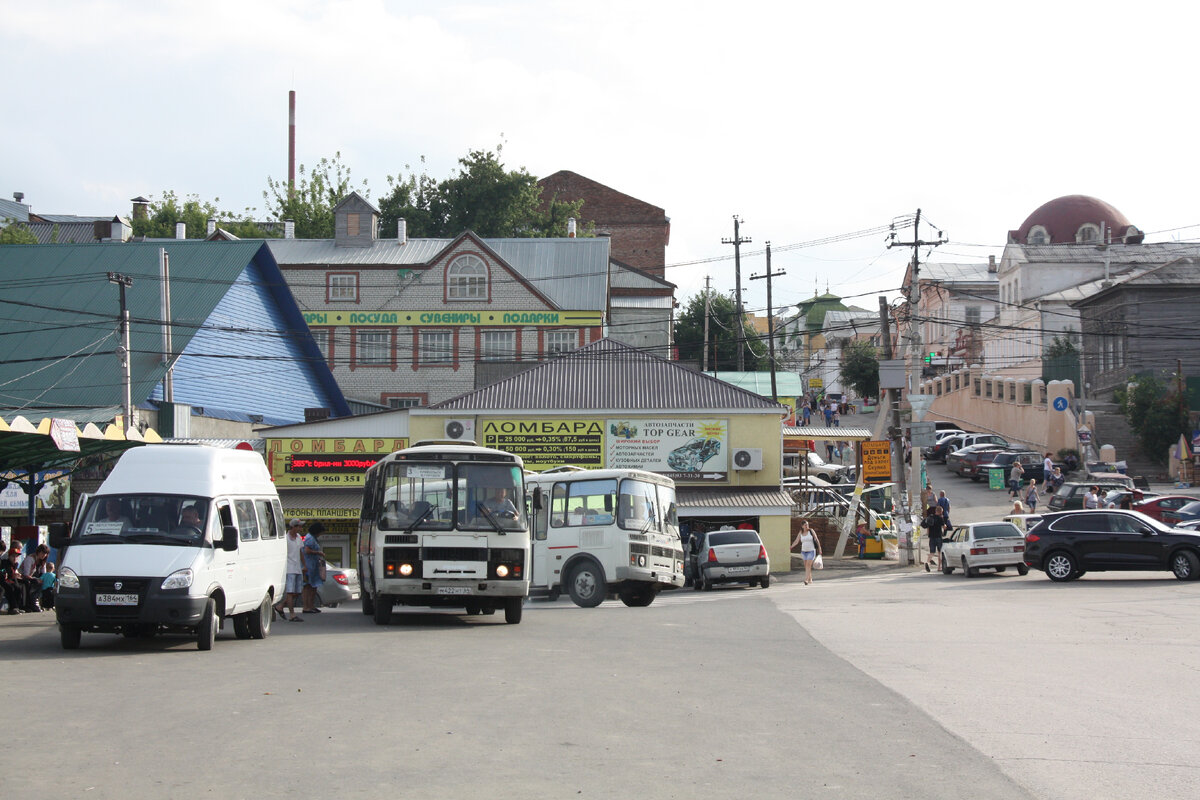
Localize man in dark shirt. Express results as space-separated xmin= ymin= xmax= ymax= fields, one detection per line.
xmin=922 ymin=505 xmax=947 ymax=573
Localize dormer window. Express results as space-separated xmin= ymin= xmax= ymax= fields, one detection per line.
xmin=1027 ymin=225 xmax=1048 ymax=245
xmin=447 ymin=254 xmax=488 ymax=300
xmin=1077 ymin=223 xmax=1100 ymax=244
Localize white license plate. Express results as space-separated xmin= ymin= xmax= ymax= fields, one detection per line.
xmin=96 ymin=593 xmax=138 ymax=606
xmin=725 ymin=566 xmax=750 ymax=574
xmin=657 ymin=574 xmax=673 ymax=583
xmin=436 ymin=586 xmax=472 ymax=595
xmin=349 ymin=592 xmax=360 ymax=600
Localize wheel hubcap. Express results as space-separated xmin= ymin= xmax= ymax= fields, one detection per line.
xmin=1174 ymin=556 xmax=1191 ymax=578
xmin=575 ymin=572 xmax=596 ymax=598
xmin=1048 ymin=555 xmax=1071 ymax=579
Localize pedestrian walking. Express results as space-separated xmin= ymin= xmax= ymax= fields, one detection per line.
xmin=823 ymin=402 xmax=834 ymax=427
xmin=937 ymin=490 xmax=951 ymax=527
xmin=1025 ymin=479 xmax=1041 ymax=512
xmin=1011 ymin=499 xmax=1027 ymax=514
xmin=1009 ymin=461 xmax=1025 ymax=498
xmin=274 ymin=519 xmax=307 ymax=622
xmin=1043 ymin=452 xmax=1054 ymax=480
xmin=301 ymin=522 xmax=326 ymax=614
xmin=831 ymin=407 xmax=841 ymax=427
xmin=801 ymin=402 xmax=811 ymax=426
xmin=921 ymin=505 xmax=947 ymax=572
xmin=921 ymin=484 xmax=936 ymax=512
xmin=1083 ymin=485 xmax=1102 ymax=509
xmin=791 ymin=520 xmax=822 ymax=585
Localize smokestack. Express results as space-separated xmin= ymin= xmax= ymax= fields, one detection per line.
xmin=288 ymin=90 xmax=296 ymax=200
xmin=398 ymin=218 xmax=407 ymax=245
xmin=175 ymin=222 xmax=186 ymax=240
xmin=567 ymin=217 xmax=576 ymax=238
xmin=206 ymin=219 xmax=216 ymax=236
xmin=988 ymin=255 xmax=997 ymax=273
xmin=131 ymin=196 xmax=150 ymax=221
xmin=284 ymin=219 xmax=295 ymax=239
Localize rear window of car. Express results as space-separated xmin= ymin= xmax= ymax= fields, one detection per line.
xmin=972 ymin=523 xmax=1022 ymax=539
xmin=1049 ymin=513 xmax=1110 ymax=532
xmin=707 ymin=531 xmax=762 ymax=546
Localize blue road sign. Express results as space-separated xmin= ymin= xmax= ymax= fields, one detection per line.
xmin=1053 ymin=397 xmax=1069 ymax=411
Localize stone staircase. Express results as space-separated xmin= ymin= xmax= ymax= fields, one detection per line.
xmin=1087 ymin=402 xmax=1165 ymax=481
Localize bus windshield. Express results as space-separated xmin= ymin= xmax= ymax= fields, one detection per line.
xmin=378 ymin=461 xmax=527 ymax=532
xmin=458 ymin=463 xmax=527 ymax=532
xmin=379 ymin=462 xmax=455 ymax=531
xmin=619 ymin=478 xmax=665 ymax=531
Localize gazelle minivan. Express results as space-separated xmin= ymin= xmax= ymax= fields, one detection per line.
xmin=50 ymin=445 xmax=286 ymax=651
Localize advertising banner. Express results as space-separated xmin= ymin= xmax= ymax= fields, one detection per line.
xmin=861 ymin=440 xmax=892 ymax=484
xmin=480 ymin=419 xmax=605 ymax=471
xmin=303 ymin=310 xmax=603 ymax=328
xmin=266 ymin=438 xmax=408 ymax=487
xmin=606 ymin=418 xmax=728 ymax=481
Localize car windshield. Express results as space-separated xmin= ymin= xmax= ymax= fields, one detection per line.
xmin=1177 ymin=501 xmax=1200 ymax=516
xmin=972 ymin=523 xmax=1022 ymax=539
xmin=708 ymin=531 xmax=761 ymax=546
xmin=77 ymin=494 xmax=212 ymax=546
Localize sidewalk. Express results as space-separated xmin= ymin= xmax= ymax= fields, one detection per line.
xmin=780 ymin=553 xmax=913 ymax=582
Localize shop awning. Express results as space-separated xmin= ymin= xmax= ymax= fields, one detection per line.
xmin=783 ymin=426 xmax=874 ymax=442
xmin=676 ymin=486 xmax=793 ymax=516
xmin=0 ymin=415 xmax=161 ymax=480
xmin=279 ymin=488 xmax=364 ymax=520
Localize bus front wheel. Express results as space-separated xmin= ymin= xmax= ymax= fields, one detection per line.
xmin=373 ymin=593 xmax=392 ymax=625
xmin=619 ymin=584 xmax=656 ymax=607
xmin=567 ymin=562 xmax=606 ymax=608
xmin=504 ymin=597 xmax=523 ymax=624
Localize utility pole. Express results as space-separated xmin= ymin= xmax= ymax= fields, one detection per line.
xmin=722 ymin=216 xmax=751 ymax=371
xmin=750 ymin=242 xmax=786 ymax=401
xmin=702 ymin=275 xmax=712 ymax=373
xmin=108 ymin=271 xmax=135 ymax=433
xmin=887 ymin=209 xmax=947 ymax=540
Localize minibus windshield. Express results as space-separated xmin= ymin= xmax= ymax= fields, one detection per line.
xmin=76 ymin=494 xmax=212 ymax=546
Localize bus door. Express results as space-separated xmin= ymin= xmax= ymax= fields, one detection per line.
xmin=529 ymin=485 xmax=551 ymax=589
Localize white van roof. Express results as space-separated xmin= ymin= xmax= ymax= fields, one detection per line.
xmin=97 ymin=444 xmax=277 ymax=497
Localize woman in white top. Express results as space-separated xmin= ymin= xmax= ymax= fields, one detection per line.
xmin=790 ymin=521 xmax=823 ymax=585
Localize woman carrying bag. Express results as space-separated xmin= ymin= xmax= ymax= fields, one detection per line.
xmin=791 ymin=521 xmax=823 ymax=585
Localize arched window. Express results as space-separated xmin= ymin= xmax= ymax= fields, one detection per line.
xmin=447 ymin=254 xmax=487 ymax=299
xmin=1027 ymin=225 xmax=1048 ymax=245
xmin=1077 ymin=224 xmax=1100 ymax=244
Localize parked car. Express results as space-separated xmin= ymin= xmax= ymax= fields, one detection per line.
xmin=1135 ymin=495 xmax=1199 ymax=522
xmin=804 ymin=451 xmax=851 ymax=483
xmin=690 ymin=528 xmax=770 ymax=590
xmin=1024 ymin=510 xmax=1200 ymax=581
xmin=977 ymin=450 xmax=1055 ymax=483
xmin=1162 ymin=500 xmax=1200 ymax=526
xmin=942 ymin=521 xmax=1029 ymax=577
xmin=317 ymin=564 xmax=361 ymax=607
xmin=1100 ymin=489 xmax=1157 ymax=509
xmin=948 ymin=445 xmax=1014 ymax=480
xmin=927 ymin=433 xmax=1008 ymax=463
xmin=1047 ymin=478 xmax=1138 ymax=511
xmin=1003 ymin=513 xmax=1043 ymax=532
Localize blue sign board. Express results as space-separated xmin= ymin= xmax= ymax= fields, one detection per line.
xmin=1053 ymin=397 xmax=1069 ymax=411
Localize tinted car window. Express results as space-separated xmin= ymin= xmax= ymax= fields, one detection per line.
xmin=707 ymin=531 xmax=761 ymax=546
xmin=1050 ymin=513 xmax=1109 ymax=532
xmin=1109 ymin=514 xmax=1150 ymax=534
xmin=972 ymin=523 xmax=1022 ymax=539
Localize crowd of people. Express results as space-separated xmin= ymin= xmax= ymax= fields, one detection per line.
xmin=797 ymin=394 xmax=852 ymax=428
xmin=1 ymin=540 xmax=56 ymax=614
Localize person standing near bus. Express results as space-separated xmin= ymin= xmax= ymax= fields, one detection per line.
xmin=301 ymin=522 xmax=326 ymax=614
xmin=274 ymin=519 xmax=307 ymax=622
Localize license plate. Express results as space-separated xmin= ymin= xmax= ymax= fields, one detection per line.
xmin=349 ymin=592 xmax=361 ymax=600
xmin=725 ymin=566 xmax=750 ymax=574
xmin=657 ymin=574 xmax=672 ymax=583
xmin=436 ymin=586 xmax=472 ymax=595
xmin=96 ymin=593 xmax=138 ymax=606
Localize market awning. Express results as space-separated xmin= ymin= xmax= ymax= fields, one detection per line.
xmin=278 ymin=488 xmax=364 ymax=520
xmin=0 ymin=415 xmax=161 ymax=480
xmin=676 ymin=486 xmax=793 ymax=516
xmin=783 ymin=426 xmax=874 ymax=442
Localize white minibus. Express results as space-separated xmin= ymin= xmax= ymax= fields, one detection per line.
xmin=50 ymin=445 xmax=286 ymax=651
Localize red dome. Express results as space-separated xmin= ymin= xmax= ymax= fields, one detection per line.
xmin=1009 ymin=195 xmax=1142 ymax=245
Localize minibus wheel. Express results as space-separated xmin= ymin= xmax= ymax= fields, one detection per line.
xmin=248 ymin=594 xmax=271 ymax=639
xmin=504 ymin=597 xmax=523 ymax=624
xmin=60 ymin=624 xmax=82 ymax=650
xmin=373 ymin=593 xmax=392 ymax=625
xmin=197 ymin=599 xmax=217 ymax=651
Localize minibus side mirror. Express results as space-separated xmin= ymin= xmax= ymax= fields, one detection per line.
xmin=532 ymin=487 xmax=543 ymax=510
xmin=604 ymin=494 xmax=613 ymax=512
xmin=221 ymin=526 xmax=239 ymax=552
xmin=48 ymin=522 xmax=70 ymax=549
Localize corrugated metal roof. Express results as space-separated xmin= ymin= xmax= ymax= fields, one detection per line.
xmin=0 ymin=198 xmax=30 ymax=223
xmin=269 ymin=236 xmax=611 ymax=311
xmin=1016 ymin=242 xmax=1200 ymax=265
xmin=35 ymin=214 xmax=110 ymax=224
xmin=431 ymin=338 xmax=788 ymax=411
xmin=163 ymin=437 xmax=265 ymax=453
xmin=921 ymin=262 xmax=997 ymax=283
xmin=611 ymin=295 xmax=673 ymax=309
xmin=783 ymin=426 xmax=874 ymax=441
xmin=676 ymin=486 xmax=793 ymax=509
xmin=26 ymin=222 xmax=99 ymax=244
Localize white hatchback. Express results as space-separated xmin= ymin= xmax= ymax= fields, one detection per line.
xmin=941 ymin=521 xmax=1030 ymax=577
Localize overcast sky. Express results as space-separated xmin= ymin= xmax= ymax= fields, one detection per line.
xmin=5 ymin=1 xmax=1199 ymax=319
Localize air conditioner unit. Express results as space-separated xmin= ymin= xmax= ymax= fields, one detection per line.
xmin=731 ymin=448 xmax=763 ymax=471
xmin=443 ymin=418 xmax=475 ymax=441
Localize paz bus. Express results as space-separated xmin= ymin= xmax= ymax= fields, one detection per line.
xmin=524 ymin=467 xmax=685 ymax=607
xmin=358 ymin=441 xmax=530 ymax=624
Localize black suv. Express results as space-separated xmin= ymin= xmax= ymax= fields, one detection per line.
xmin=1024 ymin=510 xmax=1200 ymax=581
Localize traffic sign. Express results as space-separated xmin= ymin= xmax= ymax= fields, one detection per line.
xmin=1053 ymin=396 xmax=1069 ymax=412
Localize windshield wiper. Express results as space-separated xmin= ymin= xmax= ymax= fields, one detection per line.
xmin=404 ymin=503 xmax=435 ymax=534
xmin=123 ymin=533 xmax=194 ymax=546
xmin=477 ymin=504 xmax=506 ymax=534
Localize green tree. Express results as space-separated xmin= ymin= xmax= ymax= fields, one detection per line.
xmin=674 ymin=289 xmax=768 ymax=371
xmin=839 ymin=339 xmax=880 ymax=399
xmin=263 ymin=151 xmax=367 ymax=239
xmin=131 ymin=192 xmax=275 ymax=239
xmin=378 ymin=145 xmax=585 ymax=238
xmin=1114 ymin=374 xmax=1190 ymax=465
xmin=0 ymin=221 xmax=38 ymax=244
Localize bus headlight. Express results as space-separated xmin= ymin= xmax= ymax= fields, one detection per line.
xmin=638 ymin=555 xmax=647 ymax=567
xmin=399 ymin=563 xmax=414 ymax=577
xmin=161 ymin=568 xmax=193 ymax=590
xmin=58 ymin=567 xmax=80 ymax=589
xmin=496 ymin=564 xmax=509 ymax=578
